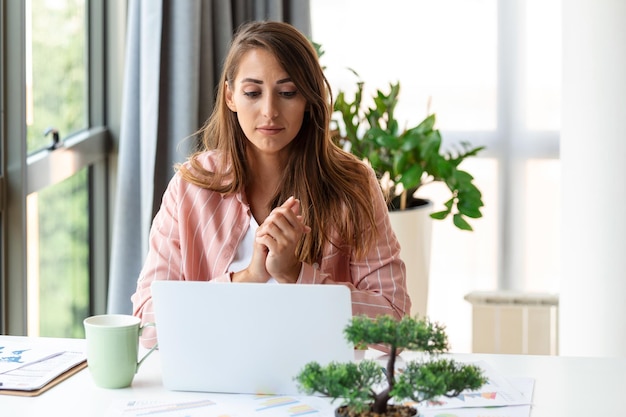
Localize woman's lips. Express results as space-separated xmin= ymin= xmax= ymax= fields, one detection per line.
xmin=257 ymin=126 xmax=283 ymax=135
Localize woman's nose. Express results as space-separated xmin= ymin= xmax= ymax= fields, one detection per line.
xmin=262 ymin=95 xmax=278 ymax=119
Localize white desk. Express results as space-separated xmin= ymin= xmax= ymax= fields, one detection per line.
xmin=1 ymin=336 xmax=625 ymax=417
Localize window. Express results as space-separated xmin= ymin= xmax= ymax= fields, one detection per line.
xmin=25 ymin=0 xmax=90 ymax=338
xmin=311 ymin=0 xmax=561 ymax=352
xmin=26 ymin=0 xmax=88 ymax=153
xmin=1 ymin=1 xmax=126 ymax=336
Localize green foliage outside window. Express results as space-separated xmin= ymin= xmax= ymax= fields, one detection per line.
xmin=28 ymin=0 xmax=86 ymax=152
xmin=37 ymin=171 xmax=89 ymax=338
xmin=29 ymin=0 xmax=89 ymax=338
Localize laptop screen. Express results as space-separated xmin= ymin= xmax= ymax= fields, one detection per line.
xmin=151 ymin=281 xmax=354 ymax=395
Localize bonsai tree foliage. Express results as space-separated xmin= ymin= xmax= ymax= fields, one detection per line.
xmin=332 ymin=76 xmax=485 ymax=231
xmin=295 ymin=315 xmax=487 ymax=416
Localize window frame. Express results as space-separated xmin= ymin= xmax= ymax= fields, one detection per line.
xmin=310 ymin=0 xmax=560 ymax=291
xmin=1 ymin=0 xmax=126 ymax=335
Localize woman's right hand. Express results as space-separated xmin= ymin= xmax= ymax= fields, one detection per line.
xmin=231 ymin=196 xmax=309 ymax=283
xmin=256 ymin=197 xmax=309 ymax=283
xmin=231 ymin=237 xmax=272 ymax=283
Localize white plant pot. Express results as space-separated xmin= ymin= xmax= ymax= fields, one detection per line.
xmin=388 ymin=201 xmax=433 ymax=318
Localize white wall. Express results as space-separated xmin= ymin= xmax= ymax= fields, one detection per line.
xmin=560 ymin=0 xmax=626 ymax=357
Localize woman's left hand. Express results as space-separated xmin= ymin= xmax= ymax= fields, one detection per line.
xmin=255 ymin=196 xmax=310 ymax=283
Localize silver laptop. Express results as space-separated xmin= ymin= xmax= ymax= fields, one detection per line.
xmin=150 ymin=281 xmax=354 ymax=395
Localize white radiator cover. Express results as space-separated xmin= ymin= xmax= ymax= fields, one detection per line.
xmin=465 ymin=291 xmax=559 ymax=355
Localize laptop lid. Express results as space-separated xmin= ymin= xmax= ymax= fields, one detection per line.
xmin=151 ymin=281 xmax=354 ymax=395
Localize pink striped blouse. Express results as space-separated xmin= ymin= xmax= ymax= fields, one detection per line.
xmin=131 ymin=151 xmax=411 ymax=347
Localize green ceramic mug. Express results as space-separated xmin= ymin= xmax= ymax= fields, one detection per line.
xmin=83 ymin=314 xmax=157 ymax=389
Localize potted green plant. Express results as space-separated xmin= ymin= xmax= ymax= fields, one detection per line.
xmin=332 ymin=77 xmax=485 ymax=230
xmin=329 ymin=71 xmax=486 ymax=318
xmin=295 ymin=314 xmax=487 ymax=417
xmin=313 ymin=43 xmax=484 ymax=227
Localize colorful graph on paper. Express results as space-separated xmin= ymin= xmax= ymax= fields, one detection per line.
xmin=108 ymin=394 xmax=335 ymax=417
xmin=415 ymin=361 xmax=530 ymax=410
xmin=409 ymin=376 xmax=534 ymax=417
xmin=417 ymin=404 xmax=532 ymax=417
xmin=254 ymin=395 xmax=321 ymax=416
xmin=0 ymin=343 xmax=62 ymax=374
xmin=420 ymin=408 xmax=531 ymax=417
xmin=117 ymin=399 xmax=216 ymax=416
xmin=106 ymin=363 xmax=532 ymax=417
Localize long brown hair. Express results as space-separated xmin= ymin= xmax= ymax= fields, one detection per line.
xmin=178 ymin=20 xmax=378 ymax=263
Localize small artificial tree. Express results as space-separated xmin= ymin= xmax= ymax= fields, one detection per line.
xmin=295 ymin=315 xmax=487 ymax=416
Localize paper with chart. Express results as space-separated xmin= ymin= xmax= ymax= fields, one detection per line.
xmin=107 ymin=393 xmax=338 ymax=417
xmin=0 ymin=341 xmax=86 ymax=392
xmin=107 ymin=376 xmax=534 ymax=417
xmin=420 ymin=405 xmax=531 ymax=417
xmin=0 ymin=350 xmax=86 ymax=391
xmin=0 ymin=343 xmax=63 ymax=374
xmin=412 ymin=361 xmax=531 ymax=410
xmin=416 ymin=376 xmax=534 ymax=417
xmin=108 ymin=361 xmax=533 ymax=417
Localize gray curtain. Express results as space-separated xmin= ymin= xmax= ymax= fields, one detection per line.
xmin=108 ymin=0 xmax=311 ymax=314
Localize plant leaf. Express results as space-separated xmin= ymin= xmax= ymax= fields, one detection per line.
xmin=399 ymin=164 xmax=423 ymax=190
xmin=453 ymin=213 xmax=473 ymax=231
xmin=430 ymin=210 xmax=449 ymax=220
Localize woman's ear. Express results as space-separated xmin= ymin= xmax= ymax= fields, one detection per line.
xmin=225 ymin=81 xmax=237 ymax=112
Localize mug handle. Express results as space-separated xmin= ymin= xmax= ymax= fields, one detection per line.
xmin=136 ymin=322 xmax=158 ymax=371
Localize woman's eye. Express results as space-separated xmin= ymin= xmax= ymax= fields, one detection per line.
xmin=243 ymin=91 xmax=260 ymax=98
xmin=280 ymin=91 xmax=298 ymax=98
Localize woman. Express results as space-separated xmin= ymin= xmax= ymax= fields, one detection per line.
xmin=131 ymin=21 xmax=410 ymax=347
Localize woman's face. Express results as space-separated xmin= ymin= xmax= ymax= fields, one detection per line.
xmin=225 ymin=48 xmax=308 ymax=158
